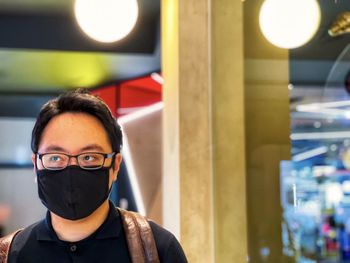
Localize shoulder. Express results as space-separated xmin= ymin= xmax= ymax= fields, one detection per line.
xmin=117 ymin=208 xmax=187 ymax=262
xmin=148 ymin=221 xmax=188 ymax=263
xmin=8 ymin=220 xmax=43 ymax=262
xmin=11 ymin=220 xmax=42 ymax=247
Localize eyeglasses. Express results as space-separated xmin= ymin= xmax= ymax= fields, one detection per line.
xmin=37 ymin=152 xmax=116 ymax=171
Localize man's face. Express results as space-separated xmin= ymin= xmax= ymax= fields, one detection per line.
xmin=32 ymin=112 xmax=122 ymax=189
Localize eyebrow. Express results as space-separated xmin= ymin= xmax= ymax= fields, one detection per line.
xmin=42 ymin=144 xmax=106 ymax=153
xmin=42 ymin=145 xmax=67 ymax=153
xmin=79 ymin=144 xmax=105 ymax=152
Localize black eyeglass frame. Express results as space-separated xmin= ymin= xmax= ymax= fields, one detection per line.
xmin=36 ymin=152 xmax=116 ymax=171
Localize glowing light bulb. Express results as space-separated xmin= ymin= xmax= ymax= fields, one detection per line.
xmin=74 ymin=0 xmax=139 ymax=43
xmin=259 ymin=0 xmax=320 ymax=49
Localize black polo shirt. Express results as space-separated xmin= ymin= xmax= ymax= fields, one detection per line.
xmin=8 ymin=202 xmax=187 ymax=263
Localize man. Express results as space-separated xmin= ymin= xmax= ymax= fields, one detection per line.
xmin=1 ymin=89 xmax=187 ymax=263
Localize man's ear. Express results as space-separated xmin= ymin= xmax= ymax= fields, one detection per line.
xmin=31 ymin=153 xmax=37 ymax=173
xmin=112 ymin=153 xmax=122 ymax=180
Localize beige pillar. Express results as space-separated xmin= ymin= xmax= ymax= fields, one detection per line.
xmin=162 ymin=0 xmax=248 ymax=262
xmin=212 ymin=1 xmax=248 ymax=262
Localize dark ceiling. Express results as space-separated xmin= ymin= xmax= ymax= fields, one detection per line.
xmin=290 ymin=0 xmax=350 ymax=87
xmin=244 ymin=0 xmax=350 ymax=88
xmin=0 ymin=0 xmax=347 ymax=93
xmin=0 ymin=0 xmax=160 ymax=94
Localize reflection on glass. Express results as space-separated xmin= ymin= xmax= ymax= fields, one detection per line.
xmin=286 ymin=42 xmax=350 ymax=263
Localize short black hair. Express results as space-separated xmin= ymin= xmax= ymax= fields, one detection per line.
xmin=31 ymin=88 xmax=122 ymax=154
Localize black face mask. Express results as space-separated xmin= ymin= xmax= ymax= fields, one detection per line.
xmin=37 ymin=166 xmax=110 ymax=220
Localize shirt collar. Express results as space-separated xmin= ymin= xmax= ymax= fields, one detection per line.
xmin=36 ymin=201 xmax=122 ymax=242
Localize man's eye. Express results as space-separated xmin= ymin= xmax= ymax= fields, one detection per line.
xmin=83 ymin=155 xmax=95 ymax=161
xmin=49 ymin=156 xmax=61 ymax=162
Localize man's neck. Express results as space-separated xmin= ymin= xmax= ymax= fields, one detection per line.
xmin=51 ymin=200 xmax=110 ymax=242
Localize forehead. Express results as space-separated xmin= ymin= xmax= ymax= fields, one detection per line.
xmin=38 ymin=112 xmax=111 ymax=153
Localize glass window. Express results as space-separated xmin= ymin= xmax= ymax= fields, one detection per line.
xmin=245 ymin=1 xmax=350 ymax=262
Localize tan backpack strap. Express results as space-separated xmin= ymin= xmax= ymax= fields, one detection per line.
xmin=118 ymin=208 xmax=160 ymax=263
xmin=0 ymin=229 xmax=22 ymax=263
xmin=132 ymin=212 xmax=160 ymax=263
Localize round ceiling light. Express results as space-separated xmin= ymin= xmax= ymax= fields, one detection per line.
xmin=259 ymin=0 xmax=321 ymax=49
xmin=74 ymin=0 xmax=139 ymax=43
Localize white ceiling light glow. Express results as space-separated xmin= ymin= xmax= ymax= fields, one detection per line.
xmin=74 ymin=0 xmax=139 ymax=43
xmin=259 ymin=0 xmax=321 ymax=49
